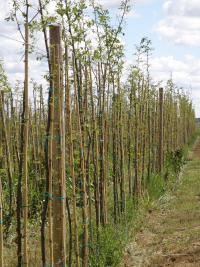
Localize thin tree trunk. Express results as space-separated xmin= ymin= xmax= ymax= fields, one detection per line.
xmin=73 ymin=58 xmax=89 ymax=267
xmin=0 ymin=92 xmax=13 ymax=223
xmin=22 ymin=17 xmax=29 ymax=267
xmin=65 ymin=46 xmax=80 ymax=267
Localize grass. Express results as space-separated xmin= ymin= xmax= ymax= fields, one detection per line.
xmin=92 ymin=132 xmax=200 ymax=267
xmin=3 ymin=131 xmax=199 ymax=267
xmin=121 ymin=137 xmax=200 ymax=266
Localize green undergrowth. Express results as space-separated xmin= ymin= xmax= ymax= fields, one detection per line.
xmin=89 ymin=199 xmax=146 ymax=267
xmin=3 ymin=128 xmax=199 ymax=266
xmin=89 ymin=131 xmax=199 ymax=267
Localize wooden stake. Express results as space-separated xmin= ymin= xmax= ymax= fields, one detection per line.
xmin=158 ymin=87 xmax=164 ymax=174
xmin=0 ymin=176 xmax=3 ymax=267
xmin=49 ymin=24 xmax=66 ymax=267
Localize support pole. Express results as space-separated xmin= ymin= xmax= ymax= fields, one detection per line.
xmin=0 ymin=176 xmax=3 ymax=267
xmin=49 ymin=24 xmax=66 ymax=267
xmin=158 ymin=87 xmax=164 ymax=174
xmin=22 ymin=15 xmax=29 ymax=267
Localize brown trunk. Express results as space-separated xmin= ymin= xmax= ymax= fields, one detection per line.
xmin=50 ymin=24 xmax=66 ymax=267
xmin=65 ymin=46 xmax=80 ymax=267
xmin=0 ymin=92 xmax=13 ymax=221
xmin=158 ymin=88 xmax=164 ymax=174
xmin=0 ymin=176 xmax=3 ymax=267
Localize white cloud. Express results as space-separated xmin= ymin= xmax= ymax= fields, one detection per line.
xmin=154 ymin=0 xmax=200 ymax=46
xmin=98 ymin=0 xmax=125 ymax=8
xmin=0 ymin=0 xmax=49 ymax=94
xmin=150 ymin=54 xmax=200 ymax=116
xmin=0 ymin=1 xmax=10 ymax=19
xmin=126 ymin=10 xmax=141 ymax=18
xmin=164 ymin=0 xmax=200 ymax=17
xmin=97 ymin=0 xmax=154 ymax=8
xmin=1 ymin=0 xmax=200 ymax=116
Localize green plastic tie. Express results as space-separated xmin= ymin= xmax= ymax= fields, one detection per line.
xmin=55 ymin=196 xmax=65 ymax=201
xmin=44 ymin=192 xmax=53 ymax=199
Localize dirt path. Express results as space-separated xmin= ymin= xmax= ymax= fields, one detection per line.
xmin=122 ymin=141 xmax=200 ymax=267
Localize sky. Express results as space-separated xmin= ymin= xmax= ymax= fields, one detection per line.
xmin=0 ymin=0 xmax=200 ymax=116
